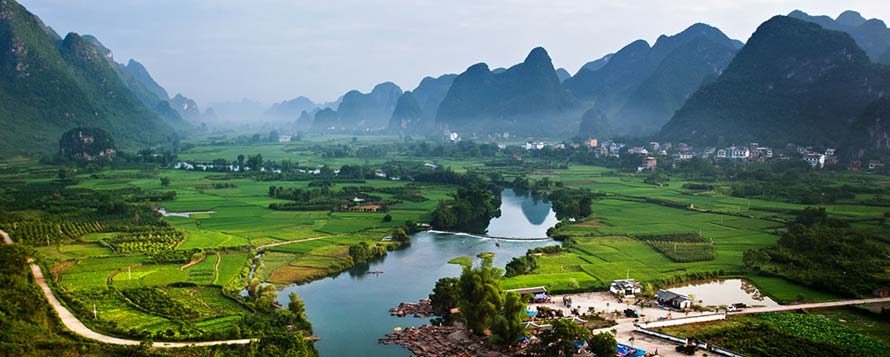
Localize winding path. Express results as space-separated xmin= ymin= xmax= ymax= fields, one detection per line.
xmin=1 ymin=229 xmax=254 ymax=348
xmin=255 ymin=234 xmax=341 ymax=251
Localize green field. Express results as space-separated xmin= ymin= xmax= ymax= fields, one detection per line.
xmin=657 ymin=312 xmax=889 ymax=356
xmin=5 ymin=136 xmax=890 ymax=343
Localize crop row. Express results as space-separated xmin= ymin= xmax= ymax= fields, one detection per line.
xmin=647 ymin=241 xmax=715 ymax=262
xmin=3 ymin=221 xmax=103 ymax=245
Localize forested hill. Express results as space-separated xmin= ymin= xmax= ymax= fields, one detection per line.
xmin=658 ymin=15 xmax=890 ymax=149
xmin=564 ymin=23 xmax=742 ymax=137
xmin=311 ymin=82 xmax=402 ymax=131
xmin=788 ymin=10 xmax=890 ymax=65
xmin=435 ymin=47 xmax=579 ymax=136
xmin=387 ymin=73 xmax=456 ymax=133
xmin=0 ymin=0 xmax=177 ymax=156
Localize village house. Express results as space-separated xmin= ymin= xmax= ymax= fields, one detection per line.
xmin=174 ymin=161 xmax=195 ymax=170
xmin=702 ymin=147 xmax=716 ymax=158
xmin=869 ymin=160 xmax=883 ymax=170
xmin=824 ymin=148 xmax=838 ymax=166
xmin=731 ymin=146 xmax=750 ymax=159
xmin=671 ymin=150 xmax=693 ymax=160
xmin=596 ymin=145 xmax=609 ymax=156
xmin=344 ymin=204 xmax=382 ymax=213
xmin=523 ymin=142 xmax=546 ymax=150
xmin=638 ymin=157 xmax=657 ymax=172
xmin=648 ymin=142 xmax=660 ymax=151
xmin=585 ymin=138 xmax=598 ymax=148
xmin=655 ymin=289 xmax=693 ymax=310
xmin=609 ymin=279 xmax=642 ymax=297
xmin=627 ymin=147 xmax=648 ymax=155
xmin=609 ymin=142 xmax=625 ymax=155
xmin=278 ymin=134 xmax=292 ymax=143
xmin=717 ymin=146 xmax=750 ymax=160
xmin=804 ymin=152 xmax=826 ymax=168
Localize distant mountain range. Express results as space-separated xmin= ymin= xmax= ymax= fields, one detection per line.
xmin=564 ymin=23 xmax=743 ymax=137
xmin=311 ymin=82 xmax=402 ymax=131
xmin=265 ymin=96 xmax=316 ymax=123
xmin=6 ymin=0 xmax=890 ymax=157
xmin=789 ymin=10 xmax=890 ymax=65
xmin=659 ymin=15 xmax=890 ymax=152
xmin=388 ymin=73 xmax=456 ymax=133
xmin=435 ymin=47 xmax=580 ymax=136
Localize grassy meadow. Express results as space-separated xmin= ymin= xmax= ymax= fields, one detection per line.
xmin=4 ymin=135 xmax=890 ymax=341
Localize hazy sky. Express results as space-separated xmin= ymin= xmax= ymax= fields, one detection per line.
xmin=20 ymin=1 xmax=890 ymax=107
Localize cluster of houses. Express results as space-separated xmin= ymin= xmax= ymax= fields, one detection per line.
xmin=582 ymin=138 xmax=861 ymax=170
xmin=609 ymin=279 xmax=695 ymax=310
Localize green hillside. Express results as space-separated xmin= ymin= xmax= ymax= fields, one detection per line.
xmin=0 ymin=0 xmax=176 ymax=156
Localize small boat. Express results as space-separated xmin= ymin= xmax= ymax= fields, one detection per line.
xmin=368 ymin=270 xmax=384 ymax=275
xmin=495 ymin=239 xmax=501 ymax=247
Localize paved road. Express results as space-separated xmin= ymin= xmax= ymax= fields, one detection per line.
xmin=539 ymin=291 xmax=890 ymax=357
xmin=730 ymin=297 xmax=890 ymax=315
xmin=1 ymin=229 xmax=254 ymax=348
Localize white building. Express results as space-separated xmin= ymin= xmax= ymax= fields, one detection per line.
xmin=627 ymin=147 xmax=649 ymax=155
xmin=804 ymin=153 xmax=826 ymax=168
xmin=609 ymin=279 xmax=642 ymax=297
xmin=278 ymin=135 xmax=292 ymax=143
xmin=523 ymin=142 xmax=546 ymax=150
xmin=730 ymin=146 xmax=750 ymax=159
xmin=672 ymin=151 xmax=693 ymax=160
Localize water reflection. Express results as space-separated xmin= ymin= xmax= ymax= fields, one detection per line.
xmin=278 ymin=189 xmax=560 ymax=356
xmin=668 ymin=279 xmax=778 ymax=307
xmin=486 ymin=189 xmax=559 ymax=238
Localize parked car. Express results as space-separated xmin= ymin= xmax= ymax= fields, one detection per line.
xmin=726 ymin=303 xmax=746 ymax=312
xmin=623 ymin=308 xmax=640 ymax=318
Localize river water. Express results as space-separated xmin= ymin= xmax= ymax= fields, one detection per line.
xmin=276 ymin=189 xmax=559 ymax=356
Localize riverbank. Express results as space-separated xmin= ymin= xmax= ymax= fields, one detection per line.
xmin=282 ymin=230 xmax=558 ymax=356
xmin=379 ymin=325 xmax=496 ymax=357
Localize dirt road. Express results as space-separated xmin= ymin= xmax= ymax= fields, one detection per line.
xmin=255 ymin=234 xmax=340 ymax=251
xmin=1 ymin=229 xmax=254 ymax=348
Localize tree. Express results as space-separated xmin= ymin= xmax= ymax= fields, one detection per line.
xmin=429 ymin=277 xmax=460 ymax=315
xmin=383 ymin=214 xmax=393 ymax=222
xmin=532 ymin=319 xmax=591 ymax=356
xmin=391 ymin=227 xmax=410 ymax=244
xmin=247 ymin=154 xmax=264 ymax=171
xmin=237 ymin=154 xmax=245 ymax=168
xmin=288 ymin=291 xmax=307 ymax=322
xmin=490 ymin=291 xmax=526 ymax=346
xmin=254 ymin=284 xmax=277 ymax=310
xmin=567 ymin=278 xmax=580 ymax=290
xmin=348 ymin=242 xmax=371 ymax=263
xmin=160 ymin=177 xmax=171 ymax=187
xmin=587 ymin=332 xmax=617 ymax=357
xmin=458 ymin=260 xmax=504 ymax=335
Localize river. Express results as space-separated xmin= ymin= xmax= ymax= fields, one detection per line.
xmin=276 ymin=189 xmax=559 ymax=356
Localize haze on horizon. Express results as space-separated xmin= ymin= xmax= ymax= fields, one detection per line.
xmin=20 ymin=0 xmax=889 ymax=107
